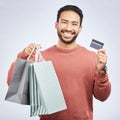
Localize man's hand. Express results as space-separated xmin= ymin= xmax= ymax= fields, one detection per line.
xmin=96 ymin=48 xmax=107 ymax=75
xmin=23 ymin=43 xmax=41 ymax=59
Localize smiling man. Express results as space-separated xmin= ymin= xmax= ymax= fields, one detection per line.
xmin=7 ymin=5 xmax=111 ymax=120
xmin=56 ymin=11 xmax=81 ymax=46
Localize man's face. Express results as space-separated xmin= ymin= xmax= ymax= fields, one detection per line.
xmin=55 ymin=10 xmax=82 ymax=44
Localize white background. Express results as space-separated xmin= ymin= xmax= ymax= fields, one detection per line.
xmin=0 ymin=0 xmax=120 ymax=120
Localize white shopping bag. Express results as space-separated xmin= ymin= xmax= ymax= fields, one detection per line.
xmin=29 ymin=61 xmax=67 ymax=116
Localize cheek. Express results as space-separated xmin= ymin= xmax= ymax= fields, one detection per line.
xmin=74 ymin=28 xmax=80 ymax=34
xmin=57 ymin=26 xmax=64 ymax=33
xmin=59 ymin=23 xmax=67 ymax=28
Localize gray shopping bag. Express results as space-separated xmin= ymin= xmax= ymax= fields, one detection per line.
xmin=5 ymin=58 xmax=32 ymax=105
xmin=29 ymin=61 xmax=67 ymax=116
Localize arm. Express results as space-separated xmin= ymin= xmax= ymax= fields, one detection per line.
xmin=93 ymin=49 xmax=111 ymax=101
xmin=93 ymin=73 xmax=111 ymax=101
xmin=7 ymin=43 xmax=37 ymax=85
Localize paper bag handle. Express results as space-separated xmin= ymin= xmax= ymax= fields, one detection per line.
xmin=35 ymin=45 xmax=45 ymax=62
xmin=27 ymin=44 xmax=45 ymax=62
xmin=27 ymin=45 xmax=36 ymax=60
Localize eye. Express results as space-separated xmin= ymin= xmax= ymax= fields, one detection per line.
xmin=61 ymin=21 xmax=67 ymax=24
xmin=72 ymin=23 xmax=79 ymax=26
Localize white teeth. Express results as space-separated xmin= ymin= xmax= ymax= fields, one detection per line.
xmin=63 ymin=32 xmax=72 ymax=38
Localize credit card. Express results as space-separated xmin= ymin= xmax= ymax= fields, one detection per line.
xmin=90 ymin=39 xmax=104 ymax=50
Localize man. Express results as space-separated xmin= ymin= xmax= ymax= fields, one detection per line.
xmin=7 ymin=5 xmax=111 ymax=120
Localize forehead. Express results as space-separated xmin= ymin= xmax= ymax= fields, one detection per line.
xmin=59 ymin=10 xmax=80 ymax=22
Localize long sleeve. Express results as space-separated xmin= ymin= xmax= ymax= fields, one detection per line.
xmin=7 ymin=52 xmax=23 ymax=85
xmin=7 ymin=49 xmax=36 ymax=85
xmin=93 ymin=72 xmax=111 ymax=101
xmin=7 ymin=51 xmax=28 ymax=85
xmin=7 ymin=61 xmax=16 ymax=85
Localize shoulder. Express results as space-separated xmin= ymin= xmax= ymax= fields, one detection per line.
xmin=41 ymin=45 xmax=57 ymax=59
xmin=41 ymin=45 xmax=56 ymax=54
xmin=78 ymin=44 xmax=96 ymax=57
xmin=78 ymin=45 xmax=97 ymax=71
xmin=77 ymin=45 xmax=97 ymax=66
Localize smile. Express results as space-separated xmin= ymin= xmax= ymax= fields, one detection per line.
xmin=62 ymin=31 xmax=75 ymax=39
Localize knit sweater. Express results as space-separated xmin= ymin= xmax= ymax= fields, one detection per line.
xmin=7 ymin=45 xmax=111 ymax=120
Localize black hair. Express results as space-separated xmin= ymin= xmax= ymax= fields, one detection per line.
xmin=57 ymin=5 xmax=83 ymax=26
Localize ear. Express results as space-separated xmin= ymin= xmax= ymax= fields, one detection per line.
xmin=55 ymin=21 xmax=58 ymax=29
xmin=78 ymin=26 xmax=82 ymax=33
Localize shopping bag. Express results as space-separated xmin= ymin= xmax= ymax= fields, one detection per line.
xmin=5 ymin=58 xmax=32 ymax=105
xmin=5 ymin=45 xmax=37 ymax=105
xmin=29 ymin=61 xmax=67 ymax=116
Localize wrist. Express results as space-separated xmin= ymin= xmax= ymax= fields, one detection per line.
xmin=20 ymin=49 xmax=28 ymax=59
xmin=97 ymin=66 xmax=107 ymax=75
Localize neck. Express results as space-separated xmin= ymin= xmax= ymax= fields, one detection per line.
xmin=57 ymin=40 xmax=77 ymax=49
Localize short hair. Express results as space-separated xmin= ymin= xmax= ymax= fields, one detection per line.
xmin=57 ymin=5 xmax=83 ymax=26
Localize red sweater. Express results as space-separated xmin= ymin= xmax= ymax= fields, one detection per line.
xmin=7 ymin=45 xmax=111 ymax=120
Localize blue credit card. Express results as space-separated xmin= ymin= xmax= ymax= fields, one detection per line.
xmin=90 ymin=39 xmax=104 ymax=50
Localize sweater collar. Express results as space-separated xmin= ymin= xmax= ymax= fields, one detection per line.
xmin=54 ymin=44 xmax=80 ymax=53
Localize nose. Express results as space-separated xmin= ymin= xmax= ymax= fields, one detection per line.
xmin=65 ymin=23 xmax=72 ymax=31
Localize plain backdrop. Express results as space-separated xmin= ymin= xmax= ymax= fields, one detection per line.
xmin=0 ymin=0 xmax=120 ymax=120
